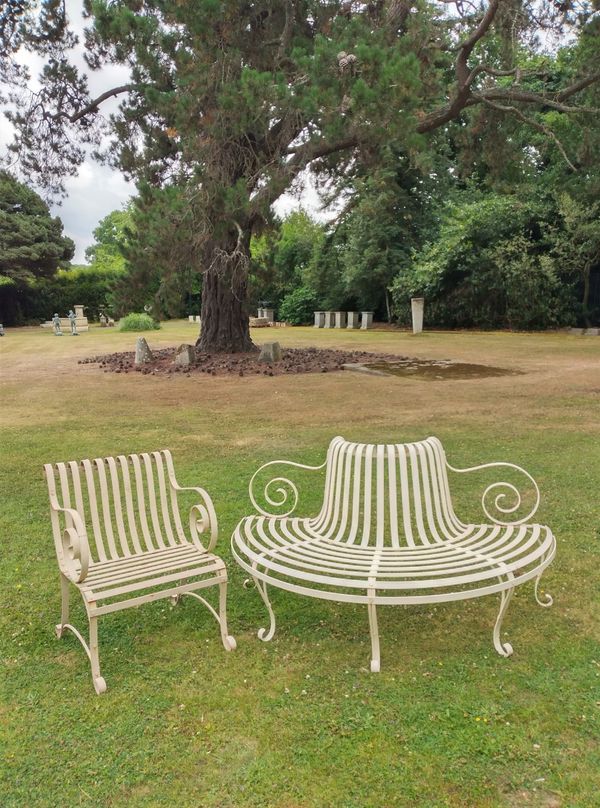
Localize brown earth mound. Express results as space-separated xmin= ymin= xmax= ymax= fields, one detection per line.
xmin=79 ymin=346 xmax=407 ymax=377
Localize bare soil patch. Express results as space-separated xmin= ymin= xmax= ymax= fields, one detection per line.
xmin=79 ymin=346 xmax=407 ymax=376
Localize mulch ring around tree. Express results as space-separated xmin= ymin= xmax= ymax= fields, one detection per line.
xmin=78 ymin=346 xmax=407 ymax=377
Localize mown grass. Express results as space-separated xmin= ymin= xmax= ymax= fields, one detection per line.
xmin=1 ymin=322 xmax=599 ymax=807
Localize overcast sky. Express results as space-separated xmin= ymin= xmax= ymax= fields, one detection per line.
xmin=0 ymin=1 xmax=329 ymax=264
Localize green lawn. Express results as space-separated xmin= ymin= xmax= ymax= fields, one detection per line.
xmin=1 ymin=322 xmax=599 ymax=808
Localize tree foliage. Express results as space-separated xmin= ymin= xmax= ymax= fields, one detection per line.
xmin=0 ymin=170 xmax=74 ymax=323
xmin=390 ymin=193 xmax=582 ymax=329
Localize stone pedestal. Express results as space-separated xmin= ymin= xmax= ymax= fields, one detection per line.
xmin=360 ymin=311 xmax=373 ymax=330
xmin=324 ymin=311 xmax=335 ymax=328
xmin=411 ymin=297 xmax=424 ymax=334
xmin=313 ymin=311 xmax=325 ymax=328
xmin=334 ymin=311 xmax=347 ymax=329
xmin=188 ymin=315 xmax=194 ymax=322
xmin=263 ymin=308 xmax=275 ymax=323
xmin=346 ymin=312 xmax=359 ymax=329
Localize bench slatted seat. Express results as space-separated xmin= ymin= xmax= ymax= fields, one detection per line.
xmin=45 ymin=449 xmax=235 ymax=694
xmin=232 ymin=436 xmax=555 ymax=671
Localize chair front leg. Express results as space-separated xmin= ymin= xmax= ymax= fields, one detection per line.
xmin=218 ymin=581 xmax=237 ymax=651
xmin=89 ymin=615 xmax=107 ymax=694
xmin=55 ymin=573 xmax=70 ymax=638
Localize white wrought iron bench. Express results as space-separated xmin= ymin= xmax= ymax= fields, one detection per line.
xmin=232 ymin=436 xmax=555 ymax=671
xmin=45 ymin=450 xmax=236 ymax=694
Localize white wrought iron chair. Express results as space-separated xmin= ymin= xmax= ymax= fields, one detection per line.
xmin=45 ymin=449 xmax=235 ymax=693
xmin=232 ymin=436 xmax=556 ymax=671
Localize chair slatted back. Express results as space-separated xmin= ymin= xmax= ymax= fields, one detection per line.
xmin=45 ymin=450 xmax=187 ymax=564
xmin=311 ymin=436 xmax=463 ymax=547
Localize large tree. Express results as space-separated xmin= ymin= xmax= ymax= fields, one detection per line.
xmin=2 ymin=1 xmax=599 ymax=350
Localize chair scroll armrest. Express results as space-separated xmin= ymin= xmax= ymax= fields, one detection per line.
xmin=169 ymin=483 xmax=219 ymax=553
xmin=249 ymin=459 xmax=327 ymax=518
xmin=49 ymin=500 xmax=90 ymax=583
xmin=446 ymin=460 xmax=540 ymax=526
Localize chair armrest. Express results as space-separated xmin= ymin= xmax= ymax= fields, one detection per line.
xmin=49 ymin=499 xmax=90 ymax=583
xmin=446 ymin=460 xmax=540 ymax=526
xmin=169 ymin=482 xmax=219 ymax=553
xmin=249 ymin=459 xmax=327 ymax=518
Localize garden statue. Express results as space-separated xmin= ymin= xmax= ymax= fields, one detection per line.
xmin=68 ymin=309 xmax=79 ymax=335
xmin=99 ymin=313 xmax=107 ymax=327
xmin=52 ymin=313 xmax=63 ymax=336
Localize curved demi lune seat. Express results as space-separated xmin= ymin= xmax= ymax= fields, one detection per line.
xmin=232 ymin=436 xmax=556 ymax=671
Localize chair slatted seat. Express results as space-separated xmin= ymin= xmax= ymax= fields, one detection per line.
xmin=45 ymin=449 xmax=235 ymax=694
xmin=232 ymin=436 xmax=556 ymax=671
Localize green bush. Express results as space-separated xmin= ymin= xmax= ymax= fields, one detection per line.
xmin=118 ymin=312 xmax=160 ymax=331
xmin=391 ymin=195 xmax=577 ymax=330
xmin=278 ymin=286 xmax=317 ymax=325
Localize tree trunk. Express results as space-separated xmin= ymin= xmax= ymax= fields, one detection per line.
xmin=196 ymin=235 xmax=256 ymax=353
xmin=582 ymin=263 xmax=591 ymax=328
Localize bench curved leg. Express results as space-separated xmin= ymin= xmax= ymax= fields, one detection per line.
xmin=248 ymin=565 xmax=276 ymax=642
xmin=534 ymin=564 xmax=554 ymax=608
xmin=493 ymin=585 xmax=515 ymax=658
xmin=367 ymin=585 xmax=380 ymax=672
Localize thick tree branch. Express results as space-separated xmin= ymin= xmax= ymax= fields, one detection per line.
xmin=455 ymin=0 xmax=500 ymax=85
xmin=248 ymin=135 xmax=358 ymax=225
xmin=67 ymin=84 xmax=138 ymax=122
xmin=477 ymin=95 xmax=577 ymax=171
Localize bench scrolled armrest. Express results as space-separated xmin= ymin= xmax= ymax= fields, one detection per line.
xmin=446 ymin=460 xmax=540 ymax=526
xmin=49 ymin=501 xmax=90 ymax=583
xmin=170 ymin=482 xmax=219 ymax=553
xmin=249 ymin=459 xmax=327 ymax=518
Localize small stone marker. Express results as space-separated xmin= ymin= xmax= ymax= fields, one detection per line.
xmin=0 ymin=323 xmax=4 ymax=336
xmin=135 ymin=337 xmax=153 ymax=365
xmin=174 ymin=344 xmax=196 ymax=366
xmin=258 ymin=341 xmax=282 ymax=363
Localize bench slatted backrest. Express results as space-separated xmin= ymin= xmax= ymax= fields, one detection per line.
xmin=311 ymin=437 xmax=463 ymax=547
xmin=45 ymin=450 xmax=188 ymax=564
